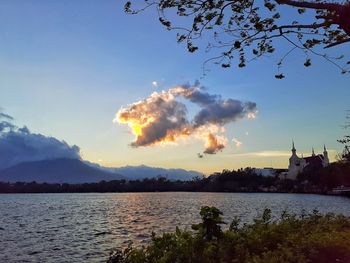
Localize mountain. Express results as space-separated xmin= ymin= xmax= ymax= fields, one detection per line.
xmin=84 ymin=161 xmax=203 ymax=181
xmin=110 ymin=165 xmax=204 ymax=181
xmin=0 ymin=158 xmax=124 ymax=184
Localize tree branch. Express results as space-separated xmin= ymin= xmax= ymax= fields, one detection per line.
xmin=275 ymin=0 xmax=342 ymax=12
xmin=325 ymin=38 xmax=350 ymax=48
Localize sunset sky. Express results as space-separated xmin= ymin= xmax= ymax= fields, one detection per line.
xmin=1 ymin=0 xmax=349 ymax=174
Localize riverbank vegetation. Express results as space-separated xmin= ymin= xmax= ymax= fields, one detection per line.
xmin=107 ymin=206 xmax=350 ymax=263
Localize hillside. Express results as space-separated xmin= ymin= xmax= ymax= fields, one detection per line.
xmin=0 ymin=158 xmax=124 ymax=184
xmin=112 ymin=165 xmax=203 ymax=181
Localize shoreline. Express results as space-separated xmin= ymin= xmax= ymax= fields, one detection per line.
xmin=0 ymin=190 xmax=346 ymax=196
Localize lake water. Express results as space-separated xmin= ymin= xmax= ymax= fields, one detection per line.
xmin=1 ymin=192 xmax=350 ymax=263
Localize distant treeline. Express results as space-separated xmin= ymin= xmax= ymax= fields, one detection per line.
xmin=0 ymin=168 xmax=282 ymax=193
xmin=0 ymin=162 xmax=349 ymax=194
xmin=299 ymin=161 xmax=350 ymax=189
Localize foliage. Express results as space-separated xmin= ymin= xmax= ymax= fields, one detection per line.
xmin=0 ymin=168 xmax=280 ymax=193
xmin=108 ymin=206 xmax=350 ymax=263
xmin=298 ymin=161 xmax=350 ymax=189
xmin=338 ymin=111 xmax=350 ymax=162
xmin=191 ymin=206 xmax=225 ymax=240
xmin=124 ymin=0 xmax=350 ymax=77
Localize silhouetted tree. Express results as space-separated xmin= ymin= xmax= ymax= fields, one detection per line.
xmin=124 ymin=0 xmax=350 ymax=77
xmin=192 ymin=206 xmax=225 ymax=240
xmin=338 ymin=111 xmax=350 ymax=162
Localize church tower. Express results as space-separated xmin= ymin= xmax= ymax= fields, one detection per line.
xmin=287 ymin=141 xmax=329 ymax=180
xmin=287 ymin=141 xmax=301 ymax=179
xmin=323 ymin=145 xmax=329 ymax=166
xmin=289 ymin=141 xmax=299 ymax=165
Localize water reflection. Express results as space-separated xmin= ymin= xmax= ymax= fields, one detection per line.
xmin=0 ymin=192 xmax=349 ymax=263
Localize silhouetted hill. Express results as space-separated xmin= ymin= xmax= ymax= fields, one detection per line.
xmin=84 ymin=162 xmax=204 ymax=181
xmin=0 ymin=158 xmax=124 ymax=183
xmin=112 ymin=165 xmax=203 ymax=181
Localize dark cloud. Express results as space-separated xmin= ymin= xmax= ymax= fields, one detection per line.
xmin=0 ymin=112 xmax=14 ymax=120
xmin=0 ymin=112 xmax=15 ymax=132
xmin=193 ymin=99 xmax=256 ymax=127
xmin=181 ymin=88 xmax=219 ymax=106
xmin=0 ymin=121 xmax=15 ymax=132
xmin=0 ymin=110 xmax=80 ymax=170
xmin=115 ymin=84 xmax=257 ymax=154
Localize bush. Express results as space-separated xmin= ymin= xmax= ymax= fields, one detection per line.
xmin=108 ymin=206 xmax=350 ymax=263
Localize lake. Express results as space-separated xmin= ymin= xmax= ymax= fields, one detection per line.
xmin=1 ymin=192 xmax=350 ymax=263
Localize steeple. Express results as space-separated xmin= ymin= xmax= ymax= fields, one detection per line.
xmin=323 ymin=144 xmax=329 ymax=165
xmin=323 ymin=144 xmax=328 ymax=158
xmin=291 ymin=140 xmax=296 ymax=155
xmin=312 ymin=147 xmax=315 ymax=156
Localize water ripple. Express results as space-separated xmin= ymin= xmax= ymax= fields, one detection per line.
xmin=1 ymin=192 xmax=350 ymax=263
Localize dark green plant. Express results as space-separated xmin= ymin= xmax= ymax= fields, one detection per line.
xmin=108 ymin=207 xmax=350 ymax=263
xmin=191 ymin=206 xmax=225 ymax=241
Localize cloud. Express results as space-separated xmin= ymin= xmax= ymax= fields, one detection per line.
xmin=232 ymin=137 xmax=242 ymax=148
xmin=0 ymin=110 xmax=80 ymax=170
xmin=0 ymin=112 xmax=13 ymax=120
xmin=0 ymin=112 xmax=15 ymax=132
xmin=115 ymin=83 xmax=257 ymax=154
xmin=116 ymin=90 xmax=190 ymax=146
xmin=230 ymin=149 xmax=338 ymax=158
xmin=231 ymin=151 xmax=292 ymax=157
xmin=152 ymin=81 xmax=159 ymax=88
xmin=204 ymin=133 xmax=226 ymax=154
xmin=0 ymin=121 xmax=15 ymax=132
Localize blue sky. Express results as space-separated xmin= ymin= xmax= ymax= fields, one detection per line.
xmin=1 ymin=0 xmax=349 ymax=174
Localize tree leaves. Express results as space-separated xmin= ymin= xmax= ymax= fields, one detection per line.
xmin=159 ymin=17 xmax=171 ymax=28
xmin=304 ymin=58 xmax=312 ymax=67
xmin=124 ymin=0 xmax=350 ymax=78
xmin=275 ymin=73 xmax=285 ymax=79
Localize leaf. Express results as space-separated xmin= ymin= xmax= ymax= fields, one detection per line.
xmin=275 ymin=74 xmax=285 ymax=79
xmin=304 ymin=59 xmax=311 ymax=67
xmin=159 ymin=17 xmax=171 ymax=28
xmin=234 ymin=41 xmax=241 ymax=49
xmin=124 ymin=1 xmax=131 ymax=13
xmin=177 ymin=34 xmax=187 ymax=43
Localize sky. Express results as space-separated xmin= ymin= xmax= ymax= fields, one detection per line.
xmin=1 ymin=0 xmax=349 ymax=174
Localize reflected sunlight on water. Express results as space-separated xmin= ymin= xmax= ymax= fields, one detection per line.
xmin=1 ymin=192 xmax=350 ymax=263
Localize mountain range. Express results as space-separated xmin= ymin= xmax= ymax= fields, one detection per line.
xmin=110 ymin=165 xmax=203 ymax=181
xmin=0 ymin=158 xmax=203 ymax=183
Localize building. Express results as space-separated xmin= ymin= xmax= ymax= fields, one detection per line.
xmin=287 ymin=142 xmax=329 ymax=180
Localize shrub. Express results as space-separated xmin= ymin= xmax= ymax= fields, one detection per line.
xmin=108 ymin=206 xmax=350 ymax=263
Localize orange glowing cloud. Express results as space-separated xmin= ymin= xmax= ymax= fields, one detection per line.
xmin=114 ymin=84 xmax=257 ymax=154
xmin=204 ymin=133 xmax=226 ymax=154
